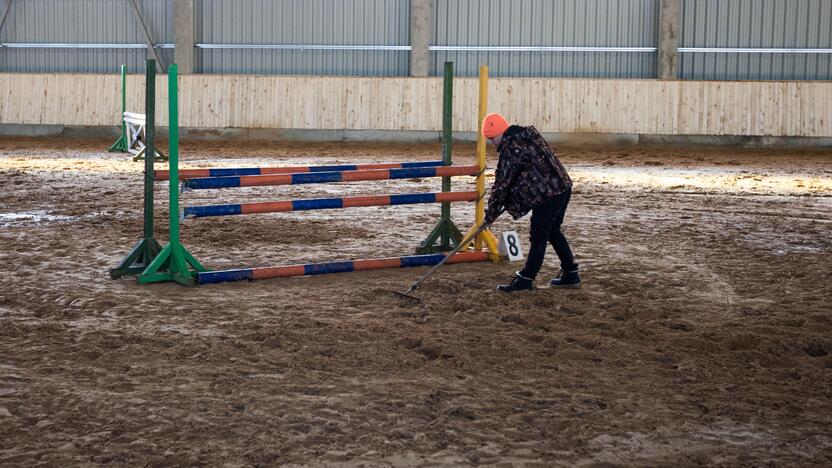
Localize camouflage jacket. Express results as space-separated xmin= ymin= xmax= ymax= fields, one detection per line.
xmin=486 ymin=125 xmax=573 ymax=220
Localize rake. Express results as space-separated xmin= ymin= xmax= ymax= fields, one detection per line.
xmin=393 ymin=215 xmax=500 ymax=304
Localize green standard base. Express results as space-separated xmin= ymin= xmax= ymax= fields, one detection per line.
xmin=109 ymin=237 xmax=163 ymax=279
xmin=108 ymin=134 xmax=128 ymax=152
xmin=416 ymin=217 xmax=464 ymax=254
xmin=132 ymin=148 xmax=168 ymax=162
xmin=138 ymin=242 xmax=206 ymax=287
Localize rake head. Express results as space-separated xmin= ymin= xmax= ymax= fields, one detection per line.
xmin=391 ymin=285 xmax=423 ymax=305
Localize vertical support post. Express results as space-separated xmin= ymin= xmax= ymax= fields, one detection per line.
xmin=475 ymin=65 xmax=488 ymax=250
xmin=409 ymin=0 xmax=430 ymax=77
xmin=439 ymin=61 xmax=453 ymax=249
xmin=658 ymin=0 xmax=680 ymax=79
xmin=108 ymin=64 xmax=129 ymax=152
xmin=109 ymin=60 xmax=163 ymax=279
xmin=143 ymin=61 xmax=156 ymax=239
xmin=168 ymin=64 xmax=181 ymax=247
xmin=174 ymin=0 xmax=195 ymax=74
xmin=138 ymin=63 xmax=205 ymax=286
xmin=458 ymin=65 xmax=500 ymax=260
xmin=416 ymin=61 xmax=463 ymax=254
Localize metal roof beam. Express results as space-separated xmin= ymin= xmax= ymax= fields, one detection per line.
xmin=127 ymin=0 xmax=164 ymax=71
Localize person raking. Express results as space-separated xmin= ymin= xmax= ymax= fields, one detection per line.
xmin=482 ymin=112 xmax=581 ymax=292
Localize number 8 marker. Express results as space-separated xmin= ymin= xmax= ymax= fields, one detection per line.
xmin=499 ymin=231 xmax=525 ymax=262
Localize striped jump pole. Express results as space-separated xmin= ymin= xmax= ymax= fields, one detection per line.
xmin=182 ymin=165 xmax=480 ymax=190
xmin=183 ymin=191 xmax=478 ymax=219
xmin=197 ymin=251 xmax=490 ymax=284
xmin=155 ymin=160 xmax=446 ymax=181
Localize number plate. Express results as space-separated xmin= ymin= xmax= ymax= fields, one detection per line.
xmin=499 ymin=231 xmax=524 ymax=261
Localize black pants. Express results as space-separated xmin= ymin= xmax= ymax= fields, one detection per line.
xmin=519 ymin=189 xmax=576 ymax=280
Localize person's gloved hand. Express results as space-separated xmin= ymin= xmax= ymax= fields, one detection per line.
xmin=485 ymin=206 xmax=501 ymax=225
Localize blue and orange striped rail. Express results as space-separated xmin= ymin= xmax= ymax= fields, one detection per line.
xmin=183 ymin=191 xmax=478 ymax=218
xmin=182 ymin=165 xmax=481 ymax=190
xmin=155 ymin=160 xmax=445 ymax=181
xmin=197 ymin=251 xmax=490 ymax=284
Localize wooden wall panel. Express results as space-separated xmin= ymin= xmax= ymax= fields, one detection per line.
xmin=1 ymin=73 xmax=830 ymax=137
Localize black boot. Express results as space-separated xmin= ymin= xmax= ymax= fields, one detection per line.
xmin=549 ymin=266 xmax=581 ymax=289
xmin=497 ymin=272 xmax=534 ymax=293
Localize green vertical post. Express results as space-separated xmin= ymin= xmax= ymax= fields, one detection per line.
xmin=108 ymin=64 xmax=129 ymax=152
xmin=168 ymin=65 xmax=182 ymax=247
xmin=440 ymin=61 xmax=453 ymax=248
xmin=416 ymin=61 xmax=463 ymax=254
xmin=109 ymin=60 xmax=162 ymax=279
xmin=138 ymin=63 xmax=205 ymax=287
xmin=143 ymin=62 xmax=156 ymax=239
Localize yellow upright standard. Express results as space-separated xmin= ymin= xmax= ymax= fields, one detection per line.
xmin=461 ymin=65 xmax=501 ymax=261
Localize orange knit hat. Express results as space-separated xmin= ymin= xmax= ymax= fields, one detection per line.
xmin=481 ymin=112 xmax=510 ymax=139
